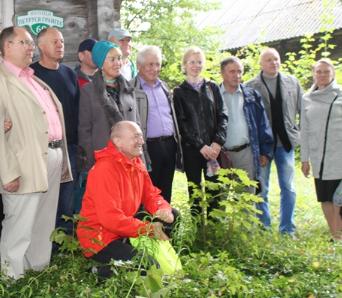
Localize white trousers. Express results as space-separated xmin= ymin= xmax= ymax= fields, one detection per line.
xmin=0 ymin=148 xmax=62 ymax=279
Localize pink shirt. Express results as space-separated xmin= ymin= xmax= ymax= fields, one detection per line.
xmin=3 ymin=60 xmax=62 ymax=141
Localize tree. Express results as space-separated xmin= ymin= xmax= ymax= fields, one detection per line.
xmin=120 ymin=0 xmax=222 ymax=87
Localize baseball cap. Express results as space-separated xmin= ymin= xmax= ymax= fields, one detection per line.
xmin=78 ymin=38 xmax=97 ymax=53
xmin=108 ymin=28 xmax=131 ymax=41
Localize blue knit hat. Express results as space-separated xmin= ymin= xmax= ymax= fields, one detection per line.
xmin=91 ymin=40 xmax=119 ymax=68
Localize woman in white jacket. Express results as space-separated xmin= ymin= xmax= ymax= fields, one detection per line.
xmin=301 ymin=58 xmax=342 ymax=241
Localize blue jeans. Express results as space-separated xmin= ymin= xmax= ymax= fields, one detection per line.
xmin=256 ymin=146 xmax=296 ymax=233
xmin=55 ymin=144 xmax=78 ymax=235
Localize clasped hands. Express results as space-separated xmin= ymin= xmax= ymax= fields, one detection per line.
xmin=150 ymin=209 xmax=174 ymax=241
xmin=200 ymin=142 xmax=221 ymax=160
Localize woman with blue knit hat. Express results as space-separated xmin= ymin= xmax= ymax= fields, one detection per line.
xmin=78 ymin=40 xmax=141 ymax=171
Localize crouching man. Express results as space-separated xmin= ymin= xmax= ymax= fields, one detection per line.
xmin=77 ymin=121 xmax=177 ymax=278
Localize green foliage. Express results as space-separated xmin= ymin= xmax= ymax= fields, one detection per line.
xmin=121 ymin=0 xmax=222 ymax=88
xmin=121 ymin=0 xmax=341 ymax=91
xmin=1 ymin=169 xmax=342 ymax=297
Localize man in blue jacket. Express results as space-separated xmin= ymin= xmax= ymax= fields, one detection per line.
xmin=219 ymin=56 xmax=273 ymax=194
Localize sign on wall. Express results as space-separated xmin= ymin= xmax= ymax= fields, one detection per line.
xmin=16 ymin=10 xmax=64 ymax=36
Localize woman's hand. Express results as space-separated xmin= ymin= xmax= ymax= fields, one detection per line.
xmin=200 ymin=145 xmax=212 ymax=160
xmin=210 ymin=142 xmax=221 ymax=160
xmin=301 ymin=161 xmax=310 ymax=177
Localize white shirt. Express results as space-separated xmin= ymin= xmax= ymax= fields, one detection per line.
xmin=220 ymin=84 xmax=249 ymax=149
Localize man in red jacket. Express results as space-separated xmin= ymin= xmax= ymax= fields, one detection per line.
xmin=77 ymin=121 xmax=175 ymax=277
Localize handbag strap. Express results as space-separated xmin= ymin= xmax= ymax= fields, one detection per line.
xmin=318 ymin=94 xmax=339 ymax=179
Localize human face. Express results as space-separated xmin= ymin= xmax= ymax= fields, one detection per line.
xmin=39 ymin=29 xmax=64 ymax=62
xmin=184 ymin=53 xmax=204 ymax=79
xmin=118 ymin=37 xmax=132 ymax=58
xmin=260 ymin=49 xmax=281 ymax=76
xmin=116 ymin=125 xmax=144 ymax=159
xmin=102 ymin=48 xmax=122 ymax=80
xmin=79 ymin=50 xmax=97 ymax=69
xmin=221 ymin=61 xmax=243 ymax=91
xmin=138 ymin=53 xmax=161 ymax=85
xmin=5 ymin=28 xmax=35 ymax=68
xmin=313 ymin=62 xmax=334 ymax=89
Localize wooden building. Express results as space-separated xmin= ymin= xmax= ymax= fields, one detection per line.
xmin=197 ymin=0 xmax=342 ymax=60
xmin=0 ymin=0 xmax=122 ymax=63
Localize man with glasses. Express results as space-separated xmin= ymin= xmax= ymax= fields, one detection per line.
xmin=31 ymin=27 xmax=80 ymax=238
xmin=0 ymin=26 xmax=71 ymax=279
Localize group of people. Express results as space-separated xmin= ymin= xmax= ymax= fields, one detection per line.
xmin=0 ymin=24 xmax=341 ymax=280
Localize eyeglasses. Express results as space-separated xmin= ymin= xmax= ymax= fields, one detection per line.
xmin=9 ymin=40 xmax=36 ymax=48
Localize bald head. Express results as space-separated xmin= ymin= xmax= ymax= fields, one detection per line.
xmin=260 ymin=48 xmax=281 ymax=77
xmin=111 ymin=121 xmax=144 ymax=159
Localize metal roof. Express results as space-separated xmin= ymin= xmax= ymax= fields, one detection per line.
xmin=197 ymin=0 xmax=342 ymax=50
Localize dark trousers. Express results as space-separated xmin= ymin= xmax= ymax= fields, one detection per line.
xmin=147 ymin=137 xmax=177 ymax=203
xmin=90 ymin=208 xmax=179 ymax=278
xmin=183 ymin=145 xmax=221 ymax=217
xmin=55 ymin=144 xmax=78 ymax=235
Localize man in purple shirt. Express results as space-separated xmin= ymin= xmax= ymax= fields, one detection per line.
xmin=131 ymin=46 xmax=182 ymax=203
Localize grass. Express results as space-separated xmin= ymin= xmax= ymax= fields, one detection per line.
xmin=0 ymin=164 xmax=341 ymax=297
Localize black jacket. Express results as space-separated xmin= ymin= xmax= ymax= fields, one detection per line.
xmin=173 ymin=80 xmax=228 ymax=150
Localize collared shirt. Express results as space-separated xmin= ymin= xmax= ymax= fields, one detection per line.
xmin=139 ymin=76 xmax=174 ymax=138
xmin=3 ymin=60 xmax=62 ymax=141
xmin=220 ymin=84 xmax=249 ymax=149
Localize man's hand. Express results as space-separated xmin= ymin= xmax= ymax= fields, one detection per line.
xmin=151 ymin=222 xmax=169 ymax=240
xmin=3 ymin=177 xmax=20 ymax=192
xmin=155 ymin=209 xmax=174 ymax=223
xmin=259 ymin=155 xmax=268 ymax=167
xmin=4 ymin=118 xmax=12 ymax=133
xmin=301 ymin=161 xmax=310 ymax=178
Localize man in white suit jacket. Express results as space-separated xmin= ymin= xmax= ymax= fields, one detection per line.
xmin=0 ymin=26 xmax=72 ymax=279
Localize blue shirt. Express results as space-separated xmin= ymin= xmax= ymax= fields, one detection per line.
xmin=139 ymin=77 xmax=174 ymax=138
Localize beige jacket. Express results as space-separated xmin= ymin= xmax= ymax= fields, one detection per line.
xmin=0 ymin=63 xmax=72 ymax=194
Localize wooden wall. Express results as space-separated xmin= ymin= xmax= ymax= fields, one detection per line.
xmin=14 ymin=0 xmax=121 ymax=64
xmin=14 ymin=0 xmax=97 ymax=63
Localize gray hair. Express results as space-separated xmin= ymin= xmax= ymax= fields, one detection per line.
xmin=136 ymin=45 xmax=162 ymax=66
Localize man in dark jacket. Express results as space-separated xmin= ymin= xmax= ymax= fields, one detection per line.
xmin=219 ymin=57 xmax=273 ymax=193
xmin=31 ymin=27 xmax=80 ymax=236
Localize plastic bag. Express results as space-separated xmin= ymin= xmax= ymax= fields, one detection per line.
xmin=333 ymin=181 xmax=342 ymax=206
xmin=130 ymin=236 xmax=182 ymax=275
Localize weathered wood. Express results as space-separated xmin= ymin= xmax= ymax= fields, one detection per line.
xmin=3 ymin=0 xmax=123 ymax=63
xmin=14 ymin=0 xmax=91 ymax=62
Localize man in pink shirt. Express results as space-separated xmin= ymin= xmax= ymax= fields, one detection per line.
xmin=0 ymin=26 xmax=71 ymax=279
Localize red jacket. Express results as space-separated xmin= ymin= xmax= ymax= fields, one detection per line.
xmin=77 ymin=141 xmax=171 ymax=257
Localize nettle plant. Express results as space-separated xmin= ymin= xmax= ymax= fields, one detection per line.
xmin=187 ymin=168 xmax=263 ymax=253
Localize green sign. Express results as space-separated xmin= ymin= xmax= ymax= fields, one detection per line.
xmin=16 ymin=10 xmax=64 ymax=36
